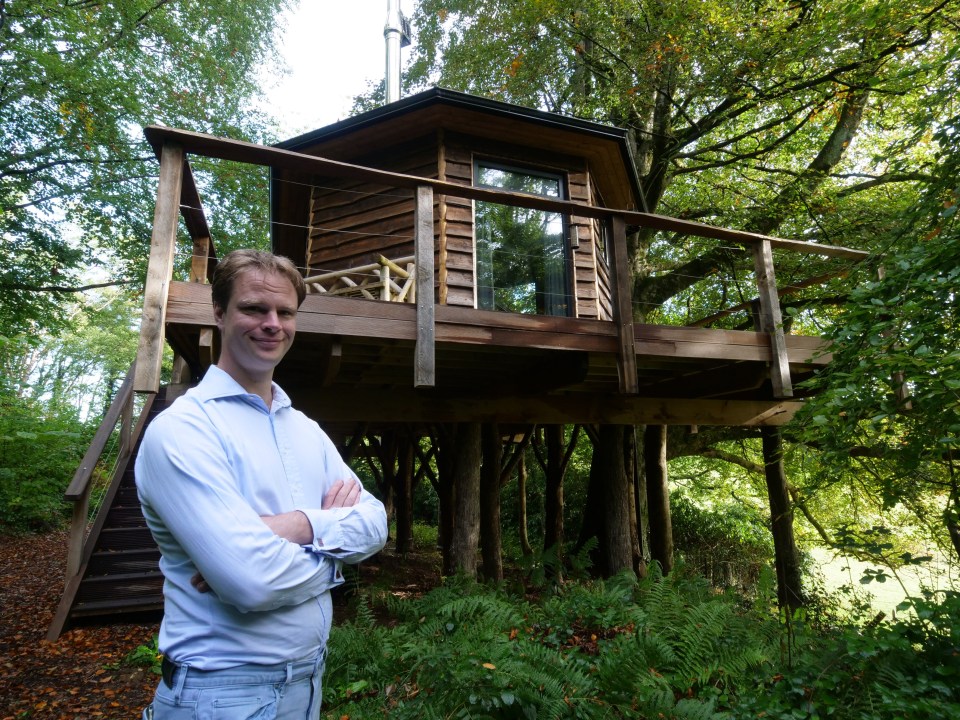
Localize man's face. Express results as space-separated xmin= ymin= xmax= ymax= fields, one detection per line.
xmin=213 ymin=269 xmax=298 ymax=386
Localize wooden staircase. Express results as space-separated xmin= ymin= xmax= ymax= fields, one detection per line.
xmin=47 ymin=383 xmax=179 ymax=640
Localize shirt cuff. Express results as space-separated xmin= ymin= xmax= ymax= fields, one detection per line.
xmin=301 ymin=507 xmax=349 ymax=552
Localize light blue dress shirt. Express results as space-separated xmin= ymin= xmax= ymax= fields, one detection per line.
xmin=135 ymin=365 xmax=388 ymax=670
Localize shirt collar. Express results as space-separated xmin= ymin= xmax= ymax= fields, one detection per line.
xmin=195 ymin=365 xmax=292 ymax=412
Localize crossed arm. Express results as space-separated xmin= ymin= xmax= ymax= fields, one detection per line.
xmin=191 ymin=478 xmax=363 ymax=593
xmin=261 ymin=478 xmax=362 ymax=544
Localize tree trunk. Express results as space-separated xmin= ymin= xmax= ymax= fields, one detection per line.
xmin=761 ymin=426 xmax=804 ymax=611
xmin=947 ymin=511 xmax=960 ymax=563
xmin=645 ymin=424 xmax=674 ymax=574
xmin=435 ymin=427 xmax=456 ymax=573
xmin=393 ymin=436 xmax=415 ymax=555
xmin=543 ymin=425 xmax=565 ymax=571
xmin=626 ymin=427 xmax=648 ymax=577
xmin=480 ymin=422 xmax=503 ymax=582
xmin=447 ymin=422 xmax=482 ymax=578
xmin=586 ymin=425 xmax=634 ymax=577
xmin=517 ymin=453 xmax=532 ymax=556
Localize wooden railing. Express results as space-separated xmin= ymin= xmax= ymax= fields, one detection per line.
xmin=62 ymin=363 xmax=139 ymax=583
xmin=304 ymin=254 xmax=416 ymax=303
xmin=135 ymin=126 xmax=870 ymax=401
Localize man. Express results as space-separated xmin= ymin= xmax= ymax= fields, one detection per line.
xmin=136 ymin=249 xmax=387 ymax=719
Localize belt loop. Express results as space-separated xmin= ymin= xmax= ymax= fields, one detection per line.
xmin=286 ymin=660 xmax=294 ymax=685
xmin=173 ymin=662 xmax=189 ymax=705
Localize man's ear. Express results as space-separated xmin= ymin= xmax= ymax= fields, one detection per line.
xmin=213 ymin=303 xmax=225 ymax=329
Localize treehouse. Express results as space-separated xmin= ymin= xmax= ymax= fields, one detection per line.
xmin=48 ymin=87 xmax=868 ymax=639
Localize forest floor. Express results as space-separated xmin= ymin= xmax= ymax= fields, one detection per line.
xmin=0 ymin=531 xmax=442 ymax=720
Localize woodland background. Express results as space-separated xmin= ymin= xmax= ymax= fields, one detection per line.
xmin=2 ymin=0 xmax=959 ymax=717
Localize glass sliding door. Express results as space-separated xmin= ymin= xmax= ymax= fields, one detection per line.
xmin=474 ymin=162 xmax=570 ymax=316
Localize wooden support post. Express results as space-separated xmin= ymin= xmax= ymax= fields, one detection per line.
xmin=134 ymin=141 xmax=185 ymax=393
xmin=752 ymin=239 xmax=793 ymax=398
xmin=414 ymin=185 xmax=436 ymax=388
xmin=608 ymin=215 xmax=638 ymax=394
xmin=171 ymin=354 xmax=190 ymax=384
xmin=118 ymin=382 xmax=134 ymax=459
xmin=199 ymin=327 xmax=215 ymax=372
xmin=190 ymin=236 xmax=212 ymax=283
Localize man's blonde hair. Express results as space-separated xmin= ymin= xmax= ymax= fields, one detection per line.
xmin=211 ymin=249 xmax=306 ymax=310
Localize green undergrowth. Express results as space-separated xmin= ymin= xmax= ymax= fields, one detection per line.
xmin=321 ymin=569 xmax=960 ymax=719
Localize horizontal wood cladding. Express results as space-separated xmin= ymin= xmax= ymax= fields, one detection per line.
xmin=438 ymin=141 xmax=475 ymax=308
xmin=592 ymin=214 xmax=613 ymax=321
xmin=306 ymin=137 xmax=440 ymax=274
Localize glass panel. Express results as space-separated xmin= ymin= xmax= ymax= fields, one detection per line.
xmin=475 ymin=164 xmax=569 ymax=316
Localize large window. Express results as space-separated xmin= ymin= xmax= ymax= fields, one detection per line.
xmin=474 ymin=162 xmax=570 ymax=316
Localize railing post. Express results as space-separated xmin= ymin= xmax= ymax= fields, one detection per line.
xmin=118 ymin=382 xmax=134 ymax=459
xmin=414 ymin=185 xmax=436 ymax=388
xmin=608 ymin=215 xmax=638 ymax=394
xmin=64 ymin=489 xmax=89 ymax=584
xmin=752 ymin=239 xmax=792 ymax=398
xmin=190 ymin=235 xmax=212 ymax=283
xmin=380 ymin=264 xmax=391 ymax=302
xmin=135 ymin=141 xmax=185 ymax=393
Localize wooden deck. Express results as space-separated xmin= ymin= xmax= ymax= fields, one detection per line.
xmin=163 ymin=280 xmax=826 ymax=434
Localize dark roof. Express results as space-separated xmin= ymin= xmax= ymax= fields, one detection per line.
xmin=275 ymin=87 xmax=644 ymax=212
xmin=279 ymin=86 xmax=628 ymax=148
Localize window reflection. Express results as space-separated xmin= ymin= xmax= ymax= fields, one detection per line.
xmin=474 ymin=163 xmax=569 ymax=316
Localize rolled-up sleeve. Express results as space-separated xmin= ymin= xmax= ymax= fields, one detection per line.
xmin=301 ymin=490 xmax=388 ymax=564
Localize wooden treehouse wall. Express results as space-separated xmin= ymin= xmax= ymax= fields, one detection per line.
xmin=306 ymin=136 xmax=436 ymax=273
xmin=302 ymin=130 xmax=613 ymax=318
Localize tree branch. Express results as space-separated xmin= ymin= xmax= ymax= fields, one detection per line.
xmin=834 ymin=172 xmax=935 ymax=197
xmin=0 ymin=279 xmax=136 ymax=294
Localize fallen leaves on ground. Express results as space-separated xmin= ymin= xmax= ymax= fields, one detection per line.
xmin=0 ymin=531 xmax=157 ymax=720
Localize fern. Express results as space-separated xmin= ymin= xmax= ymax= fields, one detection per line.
xmin=323 ymin=568 xmax=790 ymax=719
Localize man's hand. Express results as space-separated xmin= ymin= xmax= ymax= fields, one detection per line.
xmin=191 ymin=572 xmax=211 ymax=593
xmin=323 ymin=478 xmax=362 ymax=509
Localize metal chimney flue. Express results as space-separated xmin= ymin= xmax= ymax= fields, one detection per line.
xmin=384 ymin=0 xmax=411 ymax=104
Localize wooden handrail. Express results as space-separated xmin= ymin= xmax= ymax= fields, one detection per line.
xmin=65 ymin=363 xmax=136 ymax=501
xmin=63 ymin=361 xmax=137 ymax=583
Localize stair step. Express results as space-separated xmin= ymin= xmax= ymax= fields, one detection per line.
xmin=105 ymin=505 xmax=149 ymax=526
xmin=71 ymin=594 xmax=164 ymax=617
xmin=94 ymin=526 xmax=156 ymax=551
xmin=116 ymin=483 xmax=140 ymax=505
xmin=76 ymin=570 xmax=164 ymax=604
xmin=88 ymin=548 xmax=161 ymax=575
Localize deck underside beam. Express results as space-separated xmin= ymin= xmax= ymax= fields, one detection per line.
xmin=291 ymin=387 xmax=802 ymax=427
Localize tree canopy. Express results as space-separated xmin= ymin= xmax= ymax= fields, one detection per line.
xmin=0 ymin=0 xmax=289 ymax=337
xmin=407 ymin=0 xmax=957 ymax=321
xmin=401 ymin=0 xmax=960 ymax=564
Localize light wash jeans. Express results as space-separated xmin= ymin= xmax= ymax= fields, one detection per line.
xmin=142 ymin=650 xmax=325 ymax=720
